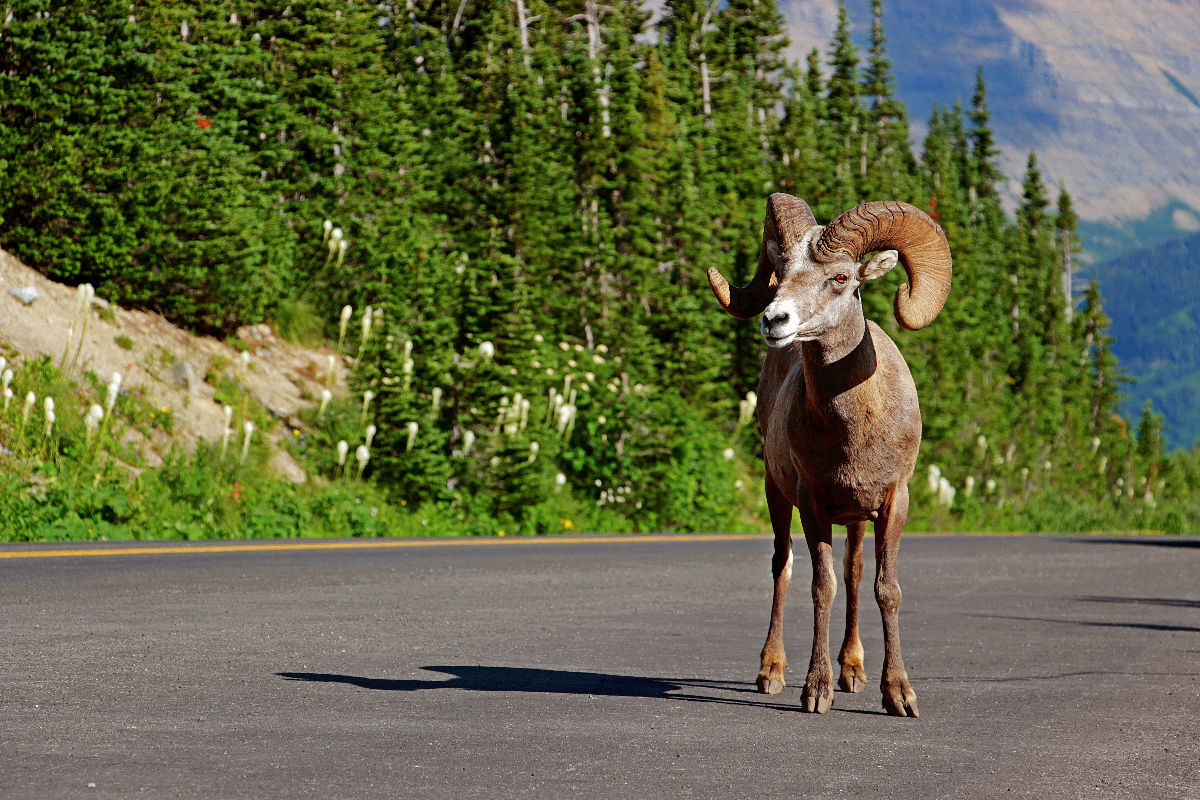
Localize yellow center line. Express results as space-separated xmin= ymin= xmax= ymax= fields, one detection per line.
xmin=0 ymin=533 xmax=764 ymax=560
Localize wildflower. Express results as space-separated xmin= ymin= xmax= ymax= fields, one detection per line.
xmin=558 ymin=342 xmax=570 ymax=351
xmin=478 ymin=341 xmax=495 ymax=362
xmin=1 ymin=369 xmax=11 ymax=396
xmin=1090 ymin=437 xmax=1101 ymax=454
xmin=105 ymin=372 xmax=121 ymax=414
xmin=927 ymin=464 xmax=941 ymax=494
xmin=403 ymin=339 xmax=413 ymax=361
xmin=597 ymin=415 xmax=606 ymax=425
xmin=722 ymin=448 xmax=735 ymax=461
xmin=221 ymin=427 xmax=233 ymax=460
xmin=338 ymin=305 xmax=353 ymax=351
xmin=240 ymin=421 xmax=254 ymax=463
xmin=489 ymin=456 xmax=500 ymax=468
xmin=592 ymin=354 xmax=605 ymax=365
xmin=331 ymin=227 xmax=344 ymax=244
xmin=84 ymin=404 xmax=104 ymax=442
xmin=964 ymin=476 xmax=976 ymax=497
xmin=462 ymin=430 xmax=476 ymax=456
xmin=240 ymin=350 xmax=250 ymax=371
xmin=2 ymin=388 xmax=11 ymax=411
xmin=937 ymin=477 xmax=955 ymax=508
xmin=365 ymin=424 xmax=377 ymax=449
xmin=43 ymin=396 xmax=54 ymax=416
xmin=0 ymin=357 xmax=6 ymax=375
xmin=356 ymin=445 xmax=370 ymax=476
xmin=734 ymin=479 xmax=745 ymax=490
xmin=985 ymin=479 xmax=997 ymax=493
xmin=361 ymin=390 xmax=374 ymax=424
xmin=326 ymin=355 xmax=337 ymax=385
xmin=223 ymin=405 xmax=233 ymax=430
xmin=42 ymin=409 xmax=55 ymax=437
xmin=405 ymin=421 xmax=418 ymax=451
xmin=738 ymin=392 xmax=757 ymax=426
xmin=976 ymin=435 xmax=987 ymax=453
xmin=1098 ymin=456 xmax=1108 ymax=474
xmin=534 ymin=334 xmax=544 ymax=343
xmin=360 ymin=306 xmax=373 ymax=348
xmin=555 ymin=472 xmax=567 ymax=489
xmin=596 ymin=344 xmax=608 ymax=353
xmin=336 ymin=440 xmax=349 ymax=466
xmin=337 ymin=239 xmax=348 ymax=268
xmin=431 ymin=387 xmax=443 ymax=415
xmin=323 ymin=219 xmax=333 ymax=243
xmin=528 ymin=441 xmax=539 ymax=463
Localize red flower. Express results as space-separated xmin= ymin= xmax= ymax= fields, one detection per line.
xmin=196 ymin=117 xmax=212 ymax=130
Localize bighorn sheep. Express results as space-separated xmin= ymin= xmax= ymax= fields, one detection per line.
xmin=708 ymin=195 xmax=951 ymax=716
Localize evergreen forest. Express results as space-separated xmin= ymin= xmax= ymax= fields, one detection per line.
xmin=0 ymin=0 xmax=1197 ymax=539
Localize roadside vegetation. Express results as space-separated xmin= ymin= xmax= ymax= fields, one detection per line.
xmin=1 ymin=1 xmax=1197 ymax=540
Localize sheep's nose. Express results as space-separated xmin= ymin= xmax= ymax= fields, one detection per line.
xmin=763 ymin=309 xmax=792 ymax=331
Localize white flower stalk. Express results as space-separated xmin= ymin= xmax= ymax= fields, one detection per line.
xmin=937 ymin=477 xmax=955 ymax=508
xmin=556 ymin=404 xmax=573 ymax=436
xmin=331 ymin=227 xmax=343 ymax=244
xmin=722 ymin=448 xmax=735 ymax=461
xmin=22 ymin=391 xmax=36 ymax=428
xmin=555 ymin=472 xmax=566 ymax=491
xmin=927 ymin=464 xmax=941 ymax=494
xmin=1020 ymin=467 xmax=1030 ymax=482
xmin=240 ymin=421 xmax=254 ymax=463
xmin=528 ymin=441 xmax=539 ymax=463
xmin=0 ymin=357 xmax=5 ymax=375
xmin=105 ymin=372 xmax=122 ymax=415
xmin=360 ymin=306 xmax=373 ymax=348
xmin=240 ymin=350 xmax=250 ymax=371
xmin=60 ymin=325 xmax=75 ymax=369
xmin=1098 ymin=456 xmax=1108 ymax=474
xmin=1 ymin=368 xmax=11 ymax=394
xmin=489 ymin=456 xmax=500 ymax=469
xmin=1005 ymin=444 xmax=1016 ymax=465
xmin=327 ymin=235 xmax=339 ymax=261
xmin=221 ymin=427 xmax=233 ymax=460
xmin=365 ymin=424 xmax=377 ymax=449
xmin=976 ymin=435 xmax=987 ymax=454
xmin=361 ymin=390 xmax=374 ymax=424
xmin=431 ymin=387 xmax=443 ymax=416
xmin=336 ymin=440 xmax=349 ymax=466
xmin=337 ymin=305 xmax=353 ymax=352
xmin=223 ymin=405 xmax=233 ymax=431
xmin=519 ymin=398 xmax=530 ymax=431
xmin=405 ymin=421 xmax=419 ymax=451
xmin=336 ymin=239 xmax=348 ymax=268
xmin=323 ymin=219 xmax=333 ymax=243
xmin=478 ymin=341 xmax=495 ymax=362
xmin=43 ymin=408 xmax=55 ymax=438
xmin=323 ymin=355 xmax=336 ymax=386
xmin=738 ymin=391 xmax=758 ymax=426
xmin=1090 ymin=436 xmax=1101 ymax=454
xmin=964 ymin=476 xmax=976 ymax=497
xmin=403 ymin=339 xmax=413 ymax=361
xmin=3 ymin=388 xmax=12 ymax=411
xmin=84 ymin=404 xmax=104 ymax=442
xmin=402 ymin=357 xmax=414 ymax=391
xmin=355 ymin=445 xmax=370 ymax=477
xmin=462 ymin=430 xmax=476 ymax=456
xmin=985 ymin=479 xmax=997 ymax=494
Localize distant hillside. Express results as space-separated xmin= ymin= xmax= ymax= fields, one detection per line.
xmin=1093 ymin=232 xmax=1200 ymax=450
xmin=780 ymin=0 xmax=1200 ymax=225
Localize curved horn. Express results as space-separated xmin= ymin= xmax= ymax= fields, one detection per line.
xmin=812 ymin=201 xmax=952 ymax=330
xmin=708 ymin=194 xmax=818 ymax=319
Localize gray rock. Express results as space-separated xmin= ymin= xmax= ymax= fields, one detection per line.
xmin=170 ymin=361 xmax=195 ymax=394
xmin=8 ymin=286 xmax=39 ymax=305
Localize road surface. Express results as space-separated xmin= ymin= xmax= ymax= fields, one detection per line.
xmin=2 ymin=533 xmax=1198 ymax=798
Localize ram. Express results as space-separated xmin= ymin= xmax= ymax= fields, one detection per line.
xmin=708 ymin=195 xmax=951 ymax=716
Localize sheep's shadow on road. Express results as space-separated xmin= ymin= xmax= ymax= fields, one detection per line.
xmin=276 ymin=666 xmax=887 ymax=715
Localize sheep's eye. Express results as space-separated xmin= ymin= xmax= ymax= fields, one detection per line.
xmin=833 ymin=273 xmax=849 ymax=285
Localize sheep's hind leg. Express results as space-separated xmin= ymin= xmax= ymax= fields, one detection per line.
xmin=875 ymin=485 xmax=919 ymax=717
xmin=799 ymin=504 xmax=836 ymax=713
xmin=757 ymin=476 xmax=793 ymax=695
xmin=837 ymin=522 xmax=867 ymax=693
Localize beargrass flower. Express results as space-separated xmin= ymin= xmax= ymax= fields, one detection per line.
xmin=43 ymin=409 xmax=55 ymax=438
xmin=927 ymin=464 xmax=941 ymax=494
xmin=478 ymin=341 xmax=495 ymax=362
xmin=937 ymin=477 xmax=955 ymax=508
xmin=3 ymin=388 xmax=12 ymax=411
xmin=1098 ymin=456 xmax=1108 ymax=474
xmin=528 ymin=441 xmax=539 ymax=463
xmin=338 ymin=305 xmax=353 ymax=352
xmin=221 ymin=427 xmax=233 ymax=460
xmin=323 ymin=219 xmax=333 ymax=242
xmin=337 ymin=239 xmax=347 ymax=268
xmin=223 ymin=405 xmax=233 ymax=431
xmin=976 ymin=435 xmax=987 ymax=453
xmin=361 ymin=390 xmax=374 ymax=424
xmin=431 ymin=387 xmax=442 ymax=415
xmin=723 ymin=448 xmax=735 ymax=461
xmin=43 ymin=396 xmax=54 ymax=416
xmin=964 ymin=476 xmax=976 ymax=497
xmin=360 ymin=306 xmax=373 ymax=347
xmin=0 ymin=357 xmax=6 ymax=376
xmin=365 ymin=424 xmax=377 ymax=449
xmin=1 ymin=368 xmax=11 ymax=393
xmin=241 ymin=421 xmax=254 ymax=463
xmin=356 ymin=445 xmax=370 ymax=476
xmin=1090 ymin=437 xmax=1101 ymax=454
xmin=105 ymin=372 xmax=121 ymax=414
xmin=336 ymin=440 xmax=349 ymax=466
xmin=462 ymin=430 xmax=476 ymax=456
xmin=84 ymin=404 xmax=104 ymax=442
xmin=405 ymin=421 xmax=418 ymax=451
xmin=985 ymin=479 xmax=997 ymax=493
xmin=331 ymin=227 xmax=343 ymax=244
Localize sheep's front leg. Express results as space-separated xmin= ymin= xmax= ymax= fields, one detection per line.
xmin=757 ymin=476 xmax=793 ymax=695
xmin=876 ymin=484 xmax=919 ymax=717
xmin=837 ymin=522 xmax=867 ymax=693
xmin=799 ymin=504 xmax=836 ymax=713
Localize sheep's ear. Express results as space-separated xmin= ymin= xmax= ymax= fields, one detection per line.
xmin=765 ymin=238 xmax=782 ymax=269
xmin=860 ymin=249 xmax=898 ymax=281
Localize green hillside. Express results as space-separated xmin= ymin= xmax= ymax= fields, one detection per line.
xmin=1093 ymin=231 xmax=1200 ymax=450
xmin=0 ymin=0 xmax=1197 ymax=538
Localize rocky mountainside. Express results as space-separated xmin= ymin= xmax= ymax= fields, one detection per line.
xmin=781 ymin=0 xmax=1200 ymax=226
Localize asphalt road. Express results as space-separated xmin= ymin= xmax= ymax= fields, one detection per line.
xmin=2 ymin=533 xmax=1198 ymax=799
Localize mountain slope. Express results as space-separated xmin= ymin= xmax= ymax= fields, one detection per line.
xmin=780 ymin=0 xmax=1200 ymax=223
xmin=1093 ymin=231 xmax=1200 ymax=450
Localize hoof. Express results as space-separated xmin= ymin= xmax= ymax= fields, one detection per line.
xmin=881 ymin=677 xmax=919 ymax=718
xmin=838 ymin=661 xmax=866 ymax=693
xmin=802 ymin=671 xmax=835 ymax=713
xmin=756 ymin=668 xmax=786 ymax=694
